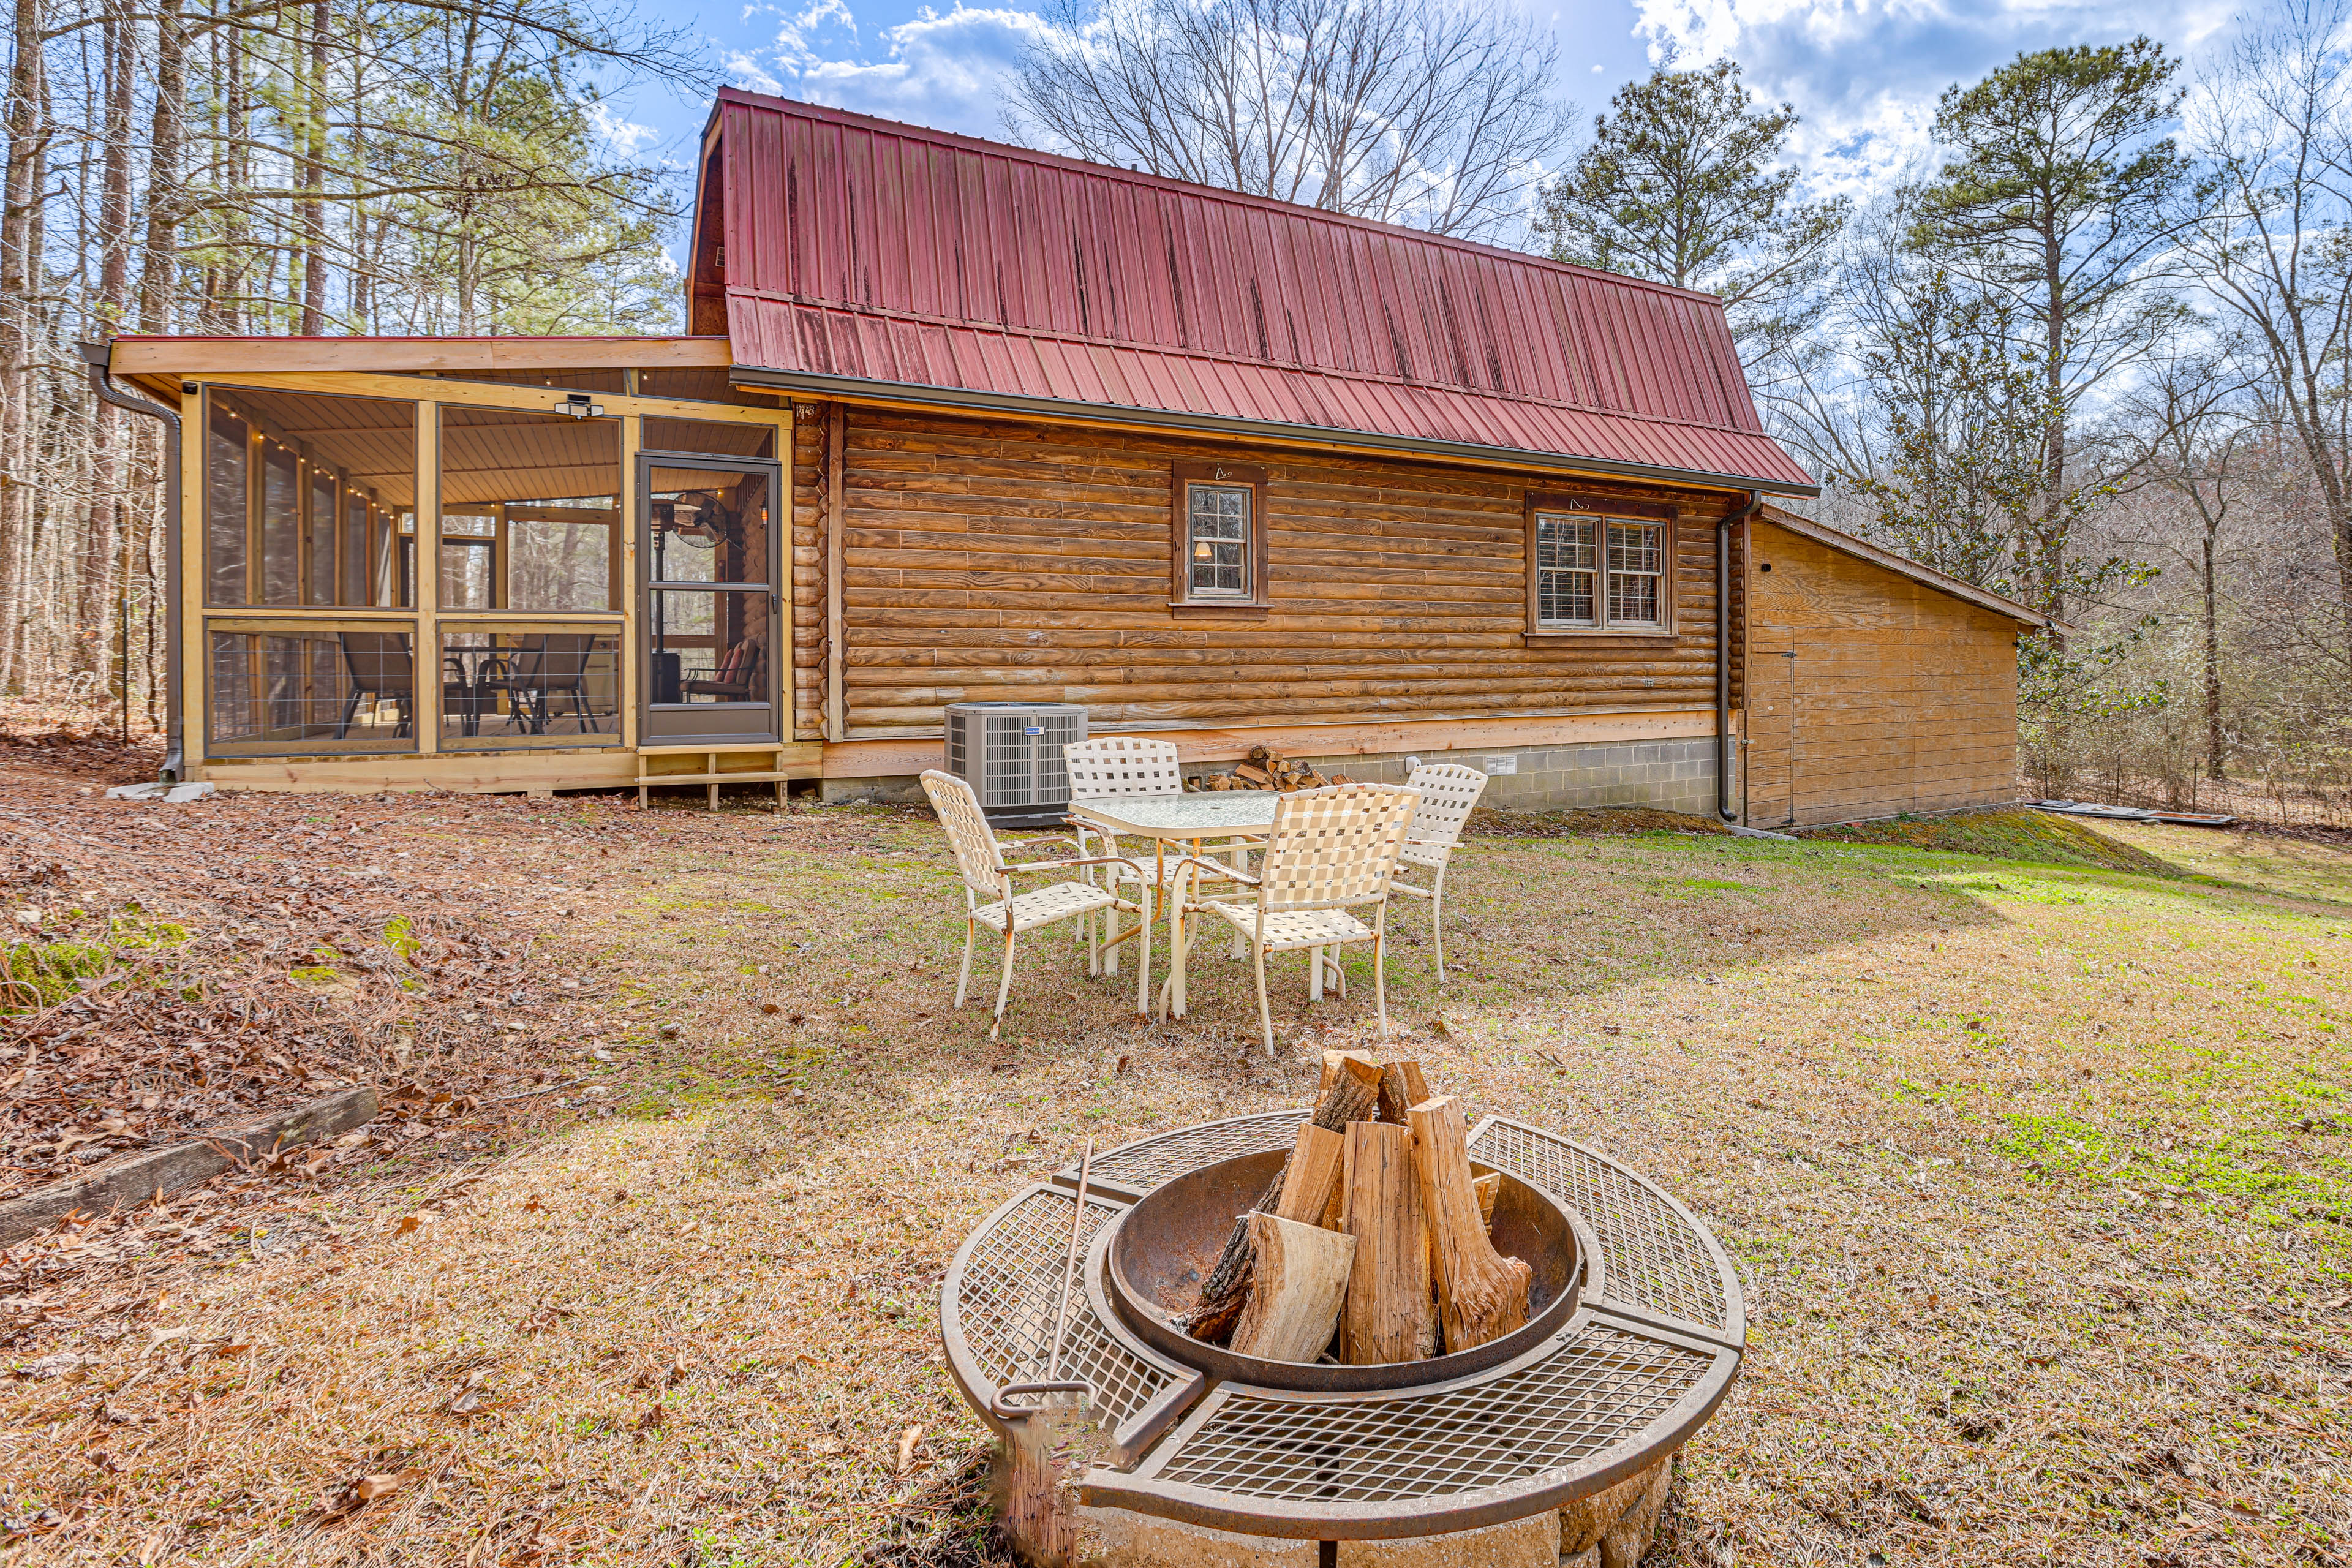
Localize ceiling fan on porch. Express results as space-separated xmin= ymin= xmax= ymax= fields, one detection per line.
xmin=655 ymin=490 xmax=736 ymax=548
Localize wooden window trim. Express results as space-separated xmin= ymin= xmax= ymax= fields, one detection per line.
xmin=1524 ymin=491 xmax=1678 ymax=641
xmin=1170 ymin=461 xmax=1270 ymax=609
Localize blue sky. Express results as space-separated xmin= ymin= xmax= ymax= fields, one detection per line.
xmin=603 ymin=0 xmax=2244 ymax=249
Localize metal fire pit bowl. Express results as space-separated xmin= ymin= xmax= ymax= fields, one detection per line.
xmin=1106 ymin=1147 xmax=1594 ymax=1393
xmin=941 ymin=1112 xmax=1746 ymax=1542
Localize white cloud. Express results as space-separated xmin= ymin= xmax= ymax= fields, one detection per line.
xmin=589 ymin=101 xmax=662 ymax=156
xmin=728 ymin=1 xmax=1052 ymax=140
xmin=1627 ymin=0 xmax=2239 ymax=204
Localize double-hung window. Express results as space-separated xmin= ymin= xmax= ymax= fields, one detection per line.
xmin=1170 ymin=462 xmax=1270 ymax=609
xmin=1527 ymin=497 xmax=1673 ymax=634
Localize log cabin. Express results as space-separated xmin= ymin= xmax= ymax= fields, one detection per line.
xmin=93 ymin=89 xmax=2063 ymax=826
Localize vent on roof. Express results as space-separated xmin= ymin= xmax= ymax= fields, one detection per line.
xmin=944 ymin=702 xmax=1088 ymax=819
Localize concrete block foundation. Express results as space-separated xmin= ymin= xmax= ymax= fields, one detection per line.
xmin=821 ymin=738 xmax=1722 ymax=816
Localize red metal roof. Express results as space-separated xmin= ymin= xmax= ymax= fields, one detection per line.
xmin=699 ymin=90 xmax=1816 ymax=493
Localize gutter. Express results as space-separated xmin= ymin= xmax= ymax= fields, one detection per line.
xmin=731 ymin=365 xmax=1821 ymax=499
xmin=78 ymin=342 xmax=183 ymax=783
xmin=1719 ymin=489 xmax=1766 ymax=824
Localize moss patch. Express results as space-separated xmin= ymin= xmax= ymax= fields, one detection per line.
xmin=1796 ymin=807 xmax=2177 ymax=876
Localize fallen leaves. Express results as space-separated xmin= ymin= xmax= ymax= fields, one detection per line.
xmin=326 ymin=1467 xmax=424 ymax=1516
xmin=895 ymin=1423 xmax=926 ymax=1474
xmin=11 ymin=1349 xmax=88 ymax=1380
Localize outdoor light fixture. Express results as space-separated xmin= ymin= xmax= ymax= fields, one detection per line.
xmin=562 ymin=393 xmax=604 ymax=418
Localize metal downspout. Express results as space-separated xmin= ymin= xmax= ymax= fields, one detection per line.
xmin=78 ymin=342 xmax=184 ymax=783
xmin=1719 ymin=490 xmax=1766 ymax=823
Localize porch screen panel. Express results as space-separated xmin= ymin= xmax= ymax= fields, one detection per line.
xmin=201 ymin=387 xmax=415 ymax=608
xmin=204 ymin=406 xmax=249 ymax=605
xmin=306 ymin=471 xmax=338 ymax=605
xmin=439 ymin=626 xmax=621 ymax=749
xmin=260 ymin=445 xmax=300 ymax=606
xmin=340 ymin=494 xmax=371 ymax=606
xmin=648 ymin=465 xmax=773 ymax=707
xmin=440 ymin=406 xmax=620 ymax=612
xmin=643 ymin=416 xmax=776 ymax=459
xmin=204 ymin=622 xmax=418 ymax=755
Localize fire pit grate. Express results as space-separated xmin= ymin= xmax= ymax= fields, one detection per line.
xmin=1149 ymin=1318 xmax=1711 ymax=1503
xmin=952 ymin=1188 xmax=1166 ymax=1418
xmin=1079 ymin=1110 xmax=1309 ymax=1196
xmin=1470 ymin=1118 xmax=1733 ymax=1335
xmin=945 ymin=1113 xmax=1746 ymax=1540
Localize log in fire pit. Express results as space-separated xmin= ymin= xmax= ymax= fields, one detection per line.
xmin=941 ymin=1110 xmax=1746 ymax=1567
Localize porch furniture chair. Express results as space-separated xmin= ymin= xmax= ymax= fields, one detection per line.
xmin=685 ymin=639 xmax=763 ymax=701
xmin=921 ymin=770 xmax=1137 ymax=1041
xmin=1387 ymin=762 xmax=1490 ymax=985
xmin=334 ymin=630 xmax=416 ymax=738
xmin=478 ymin=633 xmax=605 ymax=734
xmin=1189 ymin=783 xmax=1420 ymax=1056
xmin=438 ymin=649 xmax=497 ymax=737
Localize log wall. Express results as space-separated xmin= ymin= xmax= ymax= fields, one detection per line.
xmin=1745 ymin=521 xmax=2021 ymax=826
xmin=815 ymin=407 xmax=1743 ymax=739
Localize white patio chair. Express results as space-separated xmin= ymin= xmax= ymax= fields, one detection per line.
xmin=1191 ymin=783 xmax=1420 ymax=1055
xmin=920 ymin=770 xmax=1135 ymax=1041
xmin=1062 ymin=736 xmax=1251 ymax=1012
xmin=1387 ymin=762 xmax=1489 ymax=985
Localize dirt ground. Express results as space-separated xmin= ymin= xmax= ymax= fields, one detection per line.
xmin=1 ymin=734 xmax=2347 ymax=1566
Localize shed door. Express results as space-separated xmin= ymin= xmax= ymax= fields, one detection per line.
xmin=1746 ymin=649 xmax=1796 ymax=828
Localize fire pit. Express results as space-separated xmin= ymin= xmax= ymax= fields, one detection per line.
xmin=941 ymin=1113 xmax=1746 ymax=1567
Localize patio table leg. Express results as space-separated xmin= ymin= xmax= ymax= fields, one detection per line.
xmin=1308 ymin=945 xmax=1324 ymax=1001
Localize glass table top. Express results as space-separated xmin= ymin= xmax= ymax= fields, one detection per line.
xmin=1067 ymin=792 xmax=1281 ymax=837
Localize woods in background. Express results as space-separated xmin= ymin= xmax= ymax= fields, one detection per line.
xmin=0 ymin=0 xmax=697 ymax=716
xmin=3 ymin=0 xmax=2346 ymax=819
xmin=1544 ymin=8 xmax=2352 ymax=818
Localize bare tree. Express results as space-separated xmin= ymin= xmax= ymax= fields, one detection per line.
xmin=2184 ymin=0 xmax=2352 ymax=669
xmin=2111 ymin=340 xmax=2258 ymax=778
xmin=1007 ymin=0 xmax=1572 ymax=243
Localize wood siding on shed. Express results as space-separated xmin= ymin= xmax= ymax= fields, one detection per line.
xmin=812 ymin=407 xmax=1738 ymax=739
xmin=1744 ymin=522 xmax=2019 ymax=826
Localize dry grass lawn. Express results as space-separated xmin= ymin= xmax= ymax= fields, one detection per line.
xmin=2 ymin=795 xmax=2348 ymax=1567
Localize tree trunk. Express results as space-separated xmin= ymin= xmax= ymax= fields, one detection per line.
xmin=0 ymin=0 xmax=48 ymax=693
xmin=82 ymin=0 xmax=136 ymax=677
xmin=297 ymin=0 xmax=328 ymax=333
xmin=136 ymin=0 xmax=185 ymax=333
xmin=2203 ymin=524 xmax=2225 ymax=781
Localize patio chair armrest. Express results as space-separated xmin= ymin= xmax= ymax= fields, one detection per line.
xmin=1172 ymin=855 xmax=1257 ymax=886
xmin=997 ymin=855 xmax=1144 ymax=875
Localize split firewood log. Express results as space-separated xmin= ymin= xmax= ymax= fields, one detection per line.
xmin=1339 ymin=1120 xmax=1436 ymax=1363
xmin=1474 ymin=1170 xmax=1501 ymax=1232
xmin=1228 ymin=1213 xmax=1356 ymax=1362
xmin=1185 ymin=1060 xmax=1381 ymax=1342
xmin=1409 ymin=1096 xmax=1530 ymax=1353
xmin=1318 ymin=1049 xmax=1377 ymax=1093
xmin=1376 ymin=1060 xmax=1431 ymax=1124
xmin=1234 ymin=763 xmax=1272 ymax=788
xmin=1272 ymin=1123 xmax=1344 ymax=1226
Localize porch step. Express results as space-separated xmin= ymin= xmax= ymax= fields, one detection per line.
xmin=635 ymin=742 xmax=820 ymax=810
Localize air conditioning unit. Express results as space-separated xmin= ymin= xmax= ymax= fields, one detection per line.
xmin=943 ymin=702 xmax=1088 ymax=824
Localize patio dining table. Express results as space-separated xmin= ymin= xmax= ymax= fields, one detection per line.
xmin=1066 ymin=792 xmax=1302 ymax=1022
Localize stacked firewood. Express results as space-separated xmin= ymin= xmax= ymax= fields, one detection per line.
xmin=1186 ymin=745 xmax=1354 ymax=793
xmin=1183 ymin=1052 xmax=1531 ymax=1365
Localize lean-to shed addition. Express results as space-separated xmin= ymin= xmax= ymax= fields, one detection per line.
xmin=96 ymin=91 xmax=2058 ymax=822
